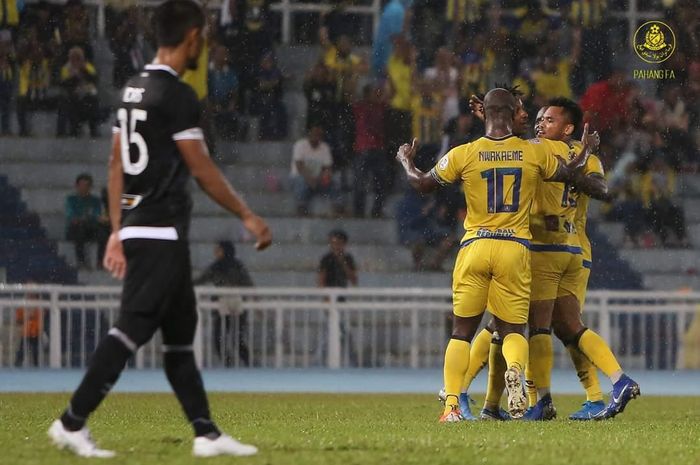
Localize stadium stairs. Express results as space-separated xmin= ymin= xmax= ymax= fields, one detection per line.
xmin=595 ymin=176 xmax=700 ymax=290
xmin=0 ymin=175 xmax=76 ymax=284
xmin=0 ymin=43 xmax=652 ymax=290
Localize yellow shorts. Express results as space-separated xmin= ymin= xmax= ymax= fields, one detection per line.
xmin=530 ymin=248 xmax=583 ymax=302
xmin=452 ymin=238 xmax=531 ymax=325
xmin=574 ymin=260 xmax=592 ymax=310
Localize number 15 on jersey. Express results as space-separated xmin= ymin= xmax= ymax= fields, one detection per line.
xmin=117 ymin=108 xmax=149 ymax=175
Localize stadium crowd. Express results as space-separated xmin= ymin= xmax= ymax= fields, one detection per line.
xmin=1 ymin=0 xmax=699 ymax=266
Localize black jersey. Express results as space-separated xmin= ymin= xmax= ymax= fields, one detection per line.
xmin=113 ymin=64 xmax=202 ymax=240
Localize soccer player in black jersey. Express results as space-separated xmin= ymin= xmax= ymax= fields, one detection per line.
xmin=48 ymin=0 xmax=271 ymax=458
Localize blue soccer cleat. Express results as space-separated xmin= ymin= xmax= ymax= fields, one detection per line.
xmin=438 ymin=389 xmax=477 ymax=420
xmin=479 ymin=407 xmax=511 ymax=421
xmin=458 ymin=393 xmax=478 ymax=421
xmin=522 ymin=393 xmax=557 ymax=421
xmin=569 ymin=400 xmax=606 ymax=420
xmin=594 ymin=374 xmax=641 ymax=420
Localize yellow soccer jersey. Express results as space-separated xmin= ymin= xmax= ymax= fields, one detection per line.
xmin=530 ymin=138 xmax=582 ymax=249
xmin=430 ymin=135 xmax=564 ymax=244
xmin=574 ymin=148 xmax=605 ymax=265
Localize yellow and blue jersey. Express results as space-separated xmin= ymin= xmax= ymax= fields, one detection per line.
xmin=430 ymin=135 xmax=566 ymax=246
xmin=530 ymin=138 xmax=582 ymax=251
xmin=573 ymin=145 xmax=605 ymax=269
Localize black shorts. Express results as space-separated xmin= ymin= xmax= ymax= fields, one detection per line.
xmin=114 ymin=239 xmax=197 ymax=349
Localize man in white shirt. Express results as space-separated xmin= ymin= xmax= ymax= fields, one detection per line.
xmin=290 ymin=124 xmax=338 ymax=216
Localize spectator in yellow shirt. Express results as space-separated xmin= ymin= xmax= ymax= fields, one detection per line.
xmin=17 ymin=43 xmax=50 ymax=137
xmin=57 ymin=46 xmax=99 ymax=138
xmin=411 ymin=79 xmax=443 ymax=147
xmin=385 ymin=35 xmax=416 ymax=163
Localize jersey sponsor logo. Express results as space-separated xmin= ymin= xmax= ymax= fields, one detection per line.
xmin=634 ymin=21 xmax=675 ymax=64
xmin=122 ymin=87 xmax=145 ymax=103
xmin=121 ymin=194 xmax=143 ymax=210
xmin=476 ymin=228 xmax=516 ymax=238
xmin=438 ymin=154 xmax=449 ymax=171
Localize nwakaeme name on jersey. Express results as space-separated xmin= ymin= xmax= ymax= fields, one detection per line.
xmin=478 ymin=150 xmax=524 ymax=162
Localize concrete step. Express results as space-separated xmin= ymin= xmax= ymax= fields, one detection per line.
xmin=3 ymin=161 xmax=290 ymax=191
xmin=597 ymin=222 xmax=625 ymax=247
xmin=59 ymin=240 xmax=418 ymax=272
xmin=37 ymin=210 xmax=404 ymax=245
xmin=619 ymin=249 xmax=700 ymax=274
xmin=21 ymin=187 xmax=295 ymax=217
xmin=0 ymin=137 xmax=293 ymax=166
xmin=641 ymin=273 xmax=700 ymax=291
xmin=76 ymin=268 xmax=452 ymax=288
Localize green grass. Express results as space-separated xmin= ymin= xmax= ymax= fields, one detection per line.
xmin=1 ymin=393 xmax=699 ymax=465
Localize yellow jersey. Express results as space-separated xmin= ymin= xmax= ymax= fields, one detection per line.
xmin=431 ymin=135 xmax=565 ymax=245
xmin=574 ymin=148 xmax=605 ymax=265
xmin=530 ymin=138 xmax=581 ymax=249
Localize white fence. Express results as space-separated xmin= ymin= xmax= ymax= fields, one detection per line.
xmin=1 ymin=285 xmax=698 ymax=371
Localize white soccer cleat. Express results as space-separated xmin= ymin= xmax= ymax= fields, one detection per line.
xmin=193 ymin=434 xmax=258 ymax=457
xmin=504 ymin=366 xmax=528 ymax=419
xmin=48 ymin=419 xmax=116 ymax=458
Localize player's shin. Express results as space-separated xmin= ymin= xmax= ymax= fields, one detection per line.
xmin=462 ymin=327 xmax=492 ymax=393
xmin=484 ymin=336 xmax=506 ymax=411
xmin=502 ymin=333 xmax=528 ymax=418
xmin=575 ymin=328 xmax=623 ymax=383
xmin=61 ymin=333 xmax=133 ymax=431
xmin=527 ymin=329 xmax=553 ymax=400
xmin=566 ymin=344 xmax=603 ymax=402
xmin=443 ymin=337 xmax=471 ymax=412
xmin=502 ymin=333 xmax=528 ymax=373
xmin=164 ymin=348 xmax=221 ymax=438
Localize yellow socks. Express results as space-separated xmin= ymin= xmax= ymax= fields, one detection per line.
xmin=525 ymin=332 xmax=553 ymax=403
xmin=502 ymin=333 xmax=528 ymax=373
xmin=443 ymin=338 xmax=470 ymax=410
xmin=484 ymin=340 xmax=506 ymax=410
xmin=461 ymin=328 xmax=492 ymax=393
xmin=566 ymin=345 xmax=603 ymax=402
xmin=577 ymin=329 xmax=622 ymax=379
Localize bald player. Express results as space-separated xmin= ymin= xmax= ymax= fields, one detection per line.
xmin=396 ymin=88 xmax=593 ymax=421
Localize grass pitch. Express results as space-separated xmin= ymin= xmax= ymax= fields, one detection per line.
xmin=1 ymin=393 xmax=699 ymax=465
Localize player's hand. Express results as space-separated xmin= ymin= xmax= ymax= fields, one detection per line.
xmin=568 ymin=123 xmax=593 ymax=171
xmin=469 ymin=94 xmax=485 ymax=121
xmin=243 ymin=213 xmax=272 ymax=251
xmin=580 ymin=123 xmax=600 ymax=152
xmin=103 ymin=232 xmax=126 ymax=280
xmin=396 ymin=138 xmax=418 ymax=165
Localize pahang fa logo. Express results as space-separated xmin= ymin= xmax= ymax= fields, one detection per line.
xmin=634 ymin=21 xmax=675 ymax=64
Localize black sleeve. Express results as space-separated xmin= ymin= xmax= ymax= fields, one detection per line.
xmin=318 ymin=254 xmax=331 ymax=273
xmin=346 ymin=254 xmax=356 ymax=271
xmin=168 ymin=84 xmax=203 ymax=140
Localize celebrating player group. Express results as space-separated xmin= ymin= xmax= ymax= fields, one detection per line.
xmin=396 ymin=86 xmax=641 ymax=423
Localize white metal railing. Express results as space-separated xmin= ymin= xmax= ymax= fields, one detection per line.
xmin=1 ymin=285 xmax=698 ymax=371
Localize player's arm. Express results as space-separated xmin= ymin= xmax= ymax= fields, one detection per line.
xmin=103 ymin=133 xmax=127 ymax=279
xmin=178 ymin=139 xmax=272 ymax=250
xmin=572 ymin=172 xmax=612 ymax=202
xmin=544 ymin=123 xmax=597 ymax=183
xmin=395 ymin=138 xmax=440 ymax=193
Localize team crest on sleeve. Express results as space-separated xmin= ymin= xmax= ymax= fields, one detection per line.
xmin=438 ymin=154 xmax=449 ymax=171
